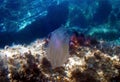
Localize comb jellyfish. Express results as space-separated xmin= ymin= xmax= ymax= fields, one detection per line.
xmin=46 ymin=27 xmax=70 ymax=69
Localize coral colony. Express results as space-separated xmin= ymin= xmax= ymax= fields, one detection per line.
xmin=0 ymin=27 xmax=120 ymax=82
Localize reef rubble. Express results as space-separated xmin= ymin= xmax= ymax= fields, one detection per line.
xmin=0 ymin=38 xmax=120 ymax=82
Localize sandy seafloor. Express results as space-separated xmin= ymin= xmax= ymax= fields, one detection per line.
xmin=0 ymin=38 xmax=120 ymax=82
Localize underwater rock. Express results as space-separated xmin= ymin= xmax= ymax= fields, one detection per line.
xmin=0 ymin=38 xmax=120 ymax=82
xmin=87 ymin=24 xmax=120 ymax=41
xmin=69 ymin=31 xmax=99 ymax=51
xmin=1 ymin=0 xmax=120 ymax=82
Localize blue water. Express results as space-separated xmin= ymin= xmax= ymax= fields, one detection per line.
xmin=0 ymin=0 xmax=120 ymax=47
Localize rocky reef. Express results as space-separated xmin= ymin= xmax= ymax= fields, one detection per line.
xmin=0 ymin=0 xmax=120 ymax=82
xmin=0 ymin=32 xmax=120 ymax=82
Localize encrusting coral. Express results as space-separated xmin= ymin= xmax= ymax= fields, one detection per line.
xmin=0 ymin=32 xmax=120 ymax=82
